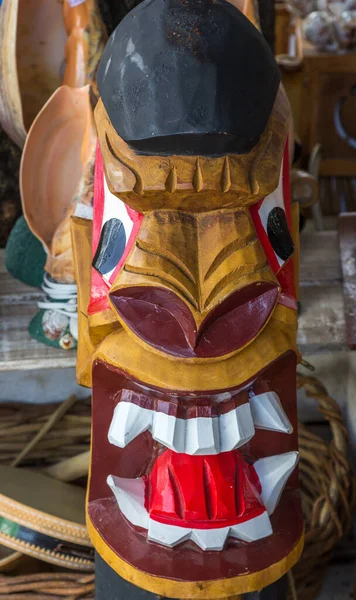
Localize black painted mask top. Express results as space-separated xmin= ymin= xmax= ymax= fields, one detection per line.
xmin=97 ymin=0 xmax=281 ymax=156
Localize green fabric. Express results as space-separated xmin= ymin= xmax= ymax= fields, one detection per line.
xmin=5 ymin=216 xmax=46 ymax=288
xmin=28 ymin=310 xmax=77 ymax=350
xmin=28 ymin=310 xmax=62 ymax=348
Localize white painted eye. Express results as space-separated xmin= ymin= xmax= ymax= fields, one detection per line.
xmin=92 ymin=174 xmax=141 ymax=283
xmin=93 ymin=177 xmax=135 ymax=282
xmin=251 ymin=154 xmax=294 ymax=272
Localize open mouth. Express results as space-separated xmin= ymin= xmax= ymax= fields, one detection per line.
xmin=107 ymin=449 xmax=298 ymax=551
xmin=92 ymin=352 xmax=299 ymax=552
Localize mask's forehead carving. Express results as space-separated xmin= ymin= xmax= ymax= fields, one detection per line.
xmin=95 ymin=86 xmax=291 ymax=214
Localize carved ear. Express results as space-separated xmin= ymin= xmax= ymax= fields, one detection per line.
xmin=71 ymin=215 xmax=96 ymax=388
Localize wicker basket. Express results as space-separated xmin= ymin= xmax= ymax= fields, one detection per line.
xmin=288 ymin=374 xmax=356 ymax=600
xmin=0 ymin=572 xmax=94 ymax=599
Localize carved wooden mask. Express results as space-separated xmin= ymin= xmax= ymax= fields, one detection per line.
xmin=72 ymin=0 xmax=303 ymax=596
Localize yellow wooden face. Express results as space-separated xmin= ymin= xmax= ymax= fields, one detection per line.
xmin=71 ymin=85 xmax=299 ymax=390
xmin=71 ymin=1 xmax=303 ymax=592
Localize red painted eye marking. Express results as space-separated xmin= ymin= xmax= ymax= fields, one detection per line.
xmin=89 ymin=145 xmax=143 ymax=315
xmin=250 ymin=140 xmax=296 ymax=303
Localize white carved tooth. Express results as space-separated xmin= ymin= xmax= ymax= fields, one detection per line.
xmin=219 ymin=404 xmax=255 ymax=452
xmin=253 ymin=451 xmax=299 ymax=515
xmin=250 ymin=392 xmax=293 ymax=434
xmin=230 ymin=511 xmax=273 ymax=542
xmin=151 ymin=411 xmax=177 ymax=450
xmin=191 ymin=527 xmax=230 ymax=551
xmin=172 ymin=417 xmax=187 ymax=453
xmin=185 ymin=417 xmax=220 ymax=455
xmin=108 ymin=402 xmax=153 ymax=448
xmin=148 ymin=519 xmax=191 ymax=548
xmin=107 ymin=475 xmax=149 ymax=529
xmin=147 ymin=513 xmax=273 ymax=551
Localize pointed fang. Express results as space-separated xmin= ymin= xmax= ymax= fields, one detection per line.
xmin=250 ymin=392 xmax=293 ymax=434
xmin=253 ymin=451 xmax=299 ymax=515
xmin=107 ymin=474 xmax=149 ymax=529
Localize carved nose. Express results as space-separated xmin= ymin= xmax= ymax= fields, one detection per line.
xmin=110 ymin=281 xmax=279 ymax=358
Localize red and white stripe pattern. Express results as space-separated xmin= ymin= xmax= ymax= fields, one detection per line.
xmin=89 ymin=146 xmax=143 ymax=314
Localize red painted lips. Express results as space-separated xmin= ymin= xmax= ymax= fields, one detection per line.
xmin=110 ymin=281 xmax=279 ymax=358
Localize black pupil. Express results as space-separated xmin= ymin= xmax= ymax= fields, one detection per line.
xmin=267 ymin=207 xmax=294 ymax=262
xmin=93 ymin=218 xmax=127 ymax=276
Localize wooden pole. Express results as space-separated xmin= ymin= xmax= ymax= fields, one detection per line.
xmin=95 ymin=554 xmax=287 ymax=600
xmin=43 ymin=450 xmax=90 ymax=481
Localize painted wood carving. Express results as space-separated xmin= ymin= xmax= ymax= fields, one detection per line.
xmin=72 ymin=0 xmax=303 ymax=595
xmin=0 ymin=0 xmax=105 ymax=148
xmin=18 ymin=1 xmax=106 ymax=349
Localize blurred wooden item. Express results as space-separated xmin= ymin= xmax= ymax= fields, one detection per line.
xmin=44 ymin=451 xmax=90 ymax=482
xmin=289 ymin=374 xmax=355 ymax=600
xmin=10 ymin=395 xmax=78 ymax=468
xmin=0 ymin=548 xmax=25 ymax=574
xmin=0 ymin=466 xmax=93 ymax=570
xmin=290 ymin=145 xmax=324 ymax=230
xmin=275 ymin=4 xmax=304 ymax=140
xmin=0 ymin=0 xmax=67 ymax=147
xmin=276 ymin=5 xmax=356 ymax=177
xmin=0 ymin=398 xmax=90 ymax=467
xmin=0 ymin=0 xmax=105 ymax=148
xmin=307 ymin=144 xmax=324 ymax=230
xmin=19 ymin=0 xmax=105 ymax=284
xmin=275 ymin=4 xmax=303 ymax=68
xmin=291 ymin=169 xmax=318 ymax=209
xmin=63 ymin=0 xmax=106 ymax=88
xmin=300 ymin=46 xmax=356 ymax=176
xmin=0 ymin=129 xmax=22 ymax=248
xmin=16 ymin=2 xmax=105 ymax=350
xmin=0 ymin=572 xmax=94 ymax=598
xmin=339 ymin=213 xmax=356 ymax=349
xmin=20 ymin=86 xmax=96 ymax=284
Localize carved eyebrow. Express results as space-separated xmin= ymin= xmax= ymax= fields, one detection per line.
xmin=105 ymin=133 xmax=143 ymax=194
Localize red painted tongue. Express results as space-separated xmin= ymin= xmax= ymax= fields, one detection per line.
xmin=146 ymin=450 xmax=265 ymax=530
